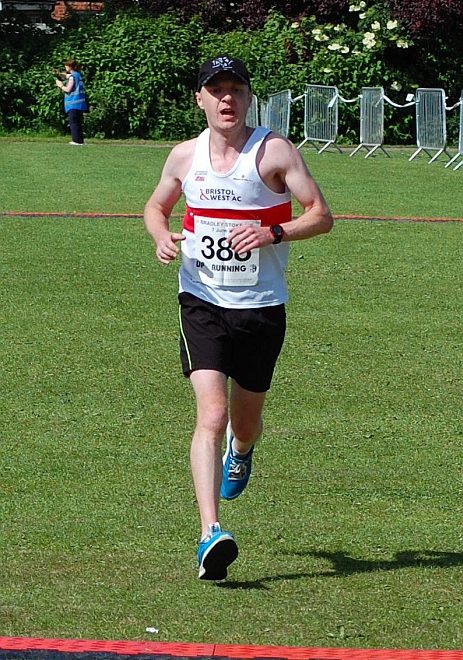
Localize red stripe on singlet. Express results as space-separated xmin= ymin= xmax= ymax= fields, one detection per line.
xmin=182 ymin=201 xmax=292 ymax=232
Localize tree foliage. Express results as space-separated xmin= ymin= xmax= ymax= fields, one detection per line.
xmin=109 ymin=0 xmax=463 ymax=37
xmin=386 ymin=0 xmax=463 ymax=40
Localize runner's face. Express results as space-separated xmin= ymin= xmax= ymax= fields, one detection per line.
xmin=196 ymin=73 xmax=252 ymax=130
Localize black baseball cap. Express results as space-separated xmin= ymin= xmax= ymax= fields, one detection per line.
xmin=197 ymin=54 xmax=251 ymax=91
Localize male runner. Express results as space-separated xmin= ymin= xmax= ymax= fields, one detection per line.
xmin=144 ymin=54 xmax=333 ymax=580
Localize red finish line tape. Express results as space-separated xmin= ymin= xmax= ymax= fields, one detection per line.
xmin=0 ymin=637 xmax=462 ymax=660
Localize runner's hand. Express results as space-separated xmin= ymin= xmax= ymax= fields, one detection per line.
xmin=156 ymin=233 xmax=185 ymax=264
xmin=228 ymin=225 xmax=273 ymax=255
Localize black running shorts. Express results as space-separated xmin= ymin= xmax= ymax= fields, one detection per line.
xmin=178 ymin=291 xmax=286 ymax=393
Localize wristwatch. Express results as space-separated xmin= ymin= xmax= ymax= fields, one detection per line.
xmin=269 ymin=224 xmax=285 ymax=245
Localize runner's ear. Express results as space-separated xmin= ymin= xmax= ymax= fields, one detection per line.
xmin=195 ymin=92 xmax=204 ymax=110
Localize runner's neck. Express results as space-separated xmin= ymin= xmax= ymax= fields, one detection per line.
xmin=208 ymin=127 xmax=253 ymax=174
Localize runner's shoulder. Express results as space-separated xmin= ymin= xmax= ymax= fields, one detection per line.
xmin=258 ymin=131 xmax=298 ymax=178
xmin=169 ymin=137 xmax=197 ymax=162
xmin=262 ymin=131 xmax=296 ymax=155
xmin=165 ymin=137 xmax=197 ymax=178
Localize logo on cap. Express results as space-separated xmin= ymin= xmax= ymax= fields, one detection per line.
xmin=212 ymin=56 xmax=234 ymax=70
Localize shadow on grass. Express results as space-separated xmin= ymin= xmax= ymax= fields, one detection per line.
xmin=218 ymin=549 xmax=463 ymax=590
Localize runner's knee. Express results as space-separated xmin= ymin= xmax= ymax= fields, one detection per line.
xmin=230 ymin=417 xmax=263 ymax=444
xmin=196 ymin=404 xmax=228 ymax=439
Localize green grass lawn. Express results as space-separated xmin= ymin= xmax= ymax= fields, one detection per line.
xmin=1 ymin=138 xmax=462 ymax=219
xmin=0 ymin=140 xmax=462 ymax=649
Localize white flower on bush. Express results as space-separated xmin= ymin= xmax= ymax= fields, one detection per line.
xmin=387 ymin=19 xmax=398 ymax=30
xmin=291 ymin=22 xmax=300 ymax=28
xmin=334 ymin=23 xmax=346 ymax=32
xmin=312 ymin=28 xmax=329 ymax=41
xmin=371 ymin=21 xmax=381 ymax=31
xmin=397 ymin=38 xmax=409 ymax=48
xmin=359 ymin=12 xmax=366 ymax=19
xmin=349 ymin=1 xmax=366 ymax=11
xmin=391 ymin=81 xmax=402 ymax=91
xmin=362 ymin=32 xmax=376 ymax=48
xmin=328 ymin=42 xmax=342 ymax=50
xmin=341 ymin=46 xmax=350 ymax=53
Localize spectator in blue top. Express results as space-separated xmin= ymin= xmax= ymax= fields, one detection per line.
xmin=55 ymin=59 xmax=88 ymax=145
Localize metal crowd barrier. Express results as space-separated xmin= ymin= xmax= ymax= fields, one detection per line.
xmin=297 ymin=84 xmax=343 ymax=152
xmin=445 ymin=91 xmax=463 ymax=171
xmin=260 ymin=89 xmax=292 ymax=137
xmin=350 ymin=87 xmax=390 ymax=159
xmin=409 ymin=88 xmax=452 ymax=163
xmin=246 ymin=94 xmax=259 ymax=128
xmin=249 ymin=84 xmax=461 ymax=170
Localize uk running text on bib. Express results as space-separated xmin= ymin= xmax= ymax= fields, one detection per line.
xmin=194 ymin=216 xmax=260 ymax=287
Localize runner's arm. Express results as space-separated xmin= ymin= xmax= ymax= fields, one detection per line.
xmin=144 ymin=145 xmax=187 ymax=264
xmin=277 ymin=138 xmax=333 ymax=241
xmin=228 ymin=137 xmax=333 ymax=254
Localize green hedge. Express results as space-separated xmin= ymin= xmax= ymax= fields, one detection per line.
xmin=0 ymin=7 xmax=461 ymax=143
xmin=25 ymin=13 xmax=206 ymax=139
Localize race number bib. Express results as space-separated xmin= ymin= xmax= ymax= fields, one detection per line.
xmin=194 ymin=216 xmax=260 ymax=287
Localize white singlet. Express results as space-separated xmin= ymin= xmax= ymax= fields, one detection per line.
xmin=180 ymin=126 xmax=292 ymax=309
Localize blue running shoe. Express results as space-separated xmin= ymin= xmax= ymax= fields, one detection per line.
xmin=197 ymin=523 xmax=238 ymax=580
xmin=220 ymin=423 xmax=254 ymax=500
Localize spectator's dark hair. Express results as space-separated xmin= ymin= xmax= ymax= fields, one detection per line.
xmin=64 ymin=59 xmax=80 ymax=71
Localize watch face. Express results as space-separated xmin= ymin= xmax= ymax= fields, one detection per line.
xmin=271 ymin=225 xmax=284 ymax=243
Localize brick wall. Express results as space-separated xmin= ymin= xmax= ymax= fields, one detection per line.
xmin=51 ymin=1 xmax=103 ymax=20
